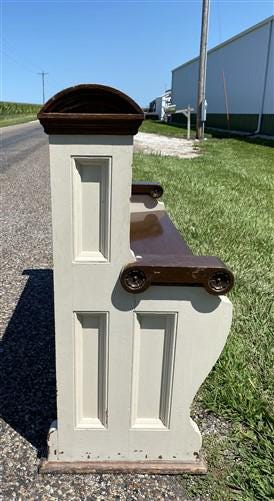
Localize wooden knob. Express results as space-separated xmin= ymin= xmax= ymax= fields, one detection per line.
xmin=120 ymin=268 xmax=150 ymax=293
xmin=206 ymin=271 xmax=234 ymax=294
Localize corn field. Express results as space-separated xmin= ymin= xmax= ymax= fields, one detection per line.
xmin=0 ymin=101 xmax=41 ymax=115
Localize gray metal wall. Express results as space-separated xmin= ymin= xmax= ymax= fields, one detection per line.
xmin=263 ymin=20 xmax=274 ymax=114
xmin=172 ymin=17 xmax=274 ymax=117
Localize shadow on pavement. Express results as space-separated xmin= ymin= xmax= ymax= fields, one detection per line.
xmin=0 ymin=269 xmax=56 ymax=458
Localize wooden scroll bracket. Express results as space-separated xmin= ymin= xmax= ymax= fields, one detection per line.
xmin=131 ymin=182 xmax=164 ymax=199
xmin=120 ymin=255 xmax=234 ymax=295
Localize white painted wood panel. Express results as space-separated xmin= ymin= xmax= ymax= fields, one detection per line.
xmin=72 ymin=156 xmax=111 ymax=262
xmin=131 ymin=313 xmax=176 ymax=429
xmin=127 ymin=288 xmax=232 ymax=462
xmin=130 ymin=195 xmax=165 ymax=213
xmin=47 ymin=132 xmax=233 ymax=465
xmin=48 ymin=135 xmax=135 ymax=461
xmin=74 ymin=312 xmax=108 ymax=429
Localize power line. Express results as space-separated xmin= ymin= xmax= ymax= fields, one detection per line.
xmin=3 ymin=37 xmax=44 ymax=72
xmin=3 ymin=38 xmax=51 ymax=103
xmin=3 ymin=39 xmax=65 ymax=102
xmin=3 ymin=49 xmax=36 ymax=74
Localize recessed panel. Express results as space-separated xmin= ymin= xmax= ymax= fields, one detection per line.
xmin=74 ymin=312 xmax=108 ymax=429
xmin=131 ymin=313 xmax=177 ymax=429
xmin=72 ymin=157 xmax=111 ymax=261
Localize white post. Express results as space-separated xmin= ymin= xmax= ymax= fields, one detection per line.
xmin=177 ymin=106 xmax=194 ymax=140
xmin=187 ymin=106 xmax=191 ymax=140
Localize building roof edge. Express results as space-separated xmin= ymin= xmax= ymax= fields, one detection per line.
xmin=172 ymin=15 xmax=274 ymax=73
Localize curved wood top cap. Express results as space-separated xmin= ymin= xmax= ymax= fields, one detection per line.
xmin=38 ymin=84 xmax=144 ymax=135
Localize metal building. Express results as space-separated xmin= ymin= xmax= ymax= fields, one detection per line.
xmin=171 ymin=16 xmax=274 ymax=135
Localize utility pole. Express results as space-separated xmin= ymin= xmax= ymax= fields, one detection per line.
xmin=196 ymin=0 xmax=210 ymax=140
xmin=37 ymin=71 xmax=48 ymax=104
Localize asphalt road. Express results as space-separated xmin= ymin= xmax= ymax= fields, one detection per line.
xmin=1 ymin=120 xmax=51 ymax=332
xmin=1 ymin=120 xmax=47 ymax=173
xmin=0 ymin=122 xmax=190 ymax=500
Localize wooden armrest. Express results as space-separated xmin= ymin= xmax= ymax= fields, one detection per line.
xmin=131 ymin=181 xmax=163 ymax=199
xmin=120 ymin=210 xmax=234 ymax=295
xmin=120 ymin=255 xmax=234 ymax=295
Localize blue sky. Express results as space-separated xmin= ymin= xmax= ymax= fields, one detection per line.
xmin=2 ymin=0 xmax=273 ymax=106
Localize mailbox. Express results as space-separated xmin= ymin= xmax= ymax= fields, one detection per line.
xmin=38 ymin=84 xmax=233 ymax=474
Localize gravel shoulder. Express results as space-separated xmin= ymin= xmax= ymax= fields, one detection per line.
xmin=134 ymin=132 xmax=199 ymax=158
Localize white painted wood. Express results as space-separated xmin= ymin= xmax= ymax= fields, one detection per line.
xmin=48 ymin=131 xmax=233 ymax=465
xmin=72 ymin=157 xmax=111 ymax=262
xmin=130 ymin=195 xmax=165 ymax=213
xmin=47 ymin=420 xmax=58 ymax=461
xmin=74 ymin=312 xmax=108 ymax=429
xmin=128 ymin=288 xmax=232 ymax=461
xmin=49 ymin=135 xmax=135 ymax=461
xmin=131 ymin=313 xmax=176 ymax=429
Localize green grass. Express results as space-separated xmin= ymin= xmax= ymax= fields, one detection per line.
xmin=0 ymin=101 xmax=41 ymax=127
xmin=0 ymin=114 xmax=38 ymax=127
xmin=133 ymin=126 xmax=274 ymax=500
xmin=140 ymin=119 xmax=194 ymax=138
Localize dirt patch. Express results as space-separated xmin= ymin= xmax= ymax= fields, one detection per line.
xmin=134 ymin=132 xmax=199 ymax=158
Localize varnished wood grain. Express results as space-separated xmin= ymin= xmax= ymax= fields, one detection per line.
xmin=40 ymin=459 xmax=207 ymax=475
xmin=38 ymin=84 xmax=144 ymax=135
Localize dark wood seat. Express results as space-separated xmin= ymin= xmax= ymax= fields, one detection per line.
xmin=130 ymin=211 xmax=193 ymax=257
xmin=120 ymin=183 xmax=234 ymax=296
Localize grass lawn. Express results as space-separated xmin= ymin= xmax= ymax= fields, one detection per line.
xmin=133 ymin=127 xmax=273 ymax=500
xmin=140 ymin=118 xmax=194 ymax=138
xmin=0 ymin=114 xmax=38 ymax=127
